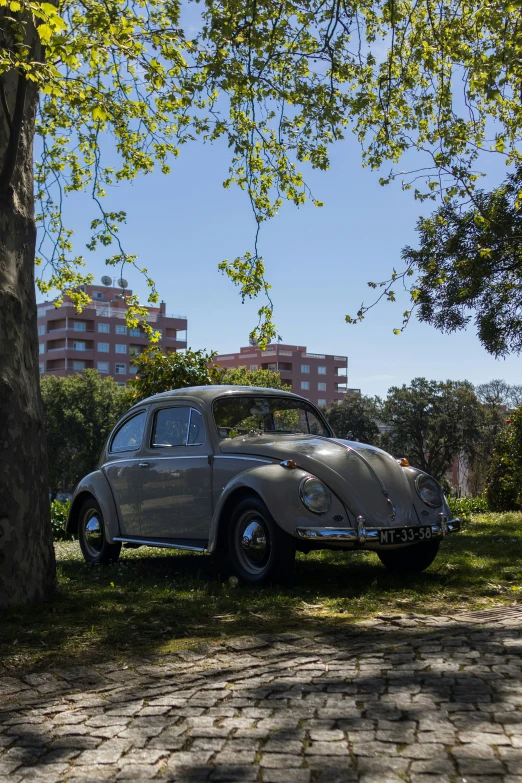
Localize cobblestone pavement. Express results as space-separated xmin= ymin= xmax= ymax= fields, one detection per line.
xmin=2 ymin=611 xmax=522 ymax=783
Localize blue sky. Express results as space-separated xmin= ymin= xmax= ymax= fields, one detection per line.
xmin=48 ymin=129 xmax=521 ymax=399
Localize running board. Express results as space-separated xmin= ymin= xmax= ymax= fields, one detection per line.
xmin=113 ymin=536 xmax=207 ymax=553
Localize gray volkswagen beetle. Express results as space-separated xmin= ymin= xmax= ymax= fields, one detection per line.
xmin=66 ymin=386 xmax=460 ymax=584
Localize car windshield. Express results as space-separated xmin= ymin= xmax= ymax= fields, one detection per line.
xmin=213 ymin=396 xmax=331 ymax=438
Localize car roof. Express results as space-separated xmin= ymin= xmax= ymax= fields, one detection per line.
xmin=132 ymin=385 xmax=308 ymax=408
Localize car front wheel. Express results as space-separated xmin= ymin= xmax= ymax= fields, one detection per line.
xmin=228 ymin=497 xmax=296 ymax=586
xmin=78 ymin=498 xmax=121 ymax=565
xmin=377 ymin=539 xmax=440 ymax=574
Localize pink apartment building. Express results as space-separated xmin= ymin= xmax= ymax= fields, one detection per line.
xmin=37 ymin=284 xmax=187 ymax=384
xmin=215 ymin=343 xmax=358 ymax=407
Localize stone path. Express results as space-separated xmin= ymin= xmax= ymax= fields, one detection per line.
xmin=2 ymin=610 xmax=522 ymax=783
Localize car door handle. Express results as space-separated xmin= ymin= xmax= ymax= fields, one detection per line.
xmin=138 ymin=462 xmax=149 ymax=468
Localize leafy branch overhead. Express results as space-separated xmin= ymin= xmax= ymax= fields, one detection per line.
xmin=2 ymin=0 xmax=522 ymax=343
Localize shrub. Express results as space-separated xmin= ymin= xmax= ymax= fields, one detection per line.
xmin=447 ymin=495 xmax=489 ymax=517
xmin=486 ymin=406 xmax=522 ymax=511
xmin=50 ymin=500 xmax=72 ymax=541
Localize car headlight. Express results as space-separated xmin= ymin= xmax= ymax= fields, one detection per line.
xmin=415 ymin=473 xmax=443 ymax=508
xmin=299 ymin=476 xmax=331 ymax=514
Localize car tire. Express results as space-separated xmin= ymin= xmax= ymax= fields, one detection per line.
xmin=377 ymin=539 xmax=440 ymax=574
xmin=228 ymin=496 xmax=296 ymax=586
xmin=78 ymin=497 xmax=121 ymax=565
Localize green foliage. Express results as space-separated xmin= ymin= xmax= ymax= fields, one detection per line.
xmin=381 ymin=377 xmax=482 ymax=481
xmin=127 ymin=347 xmax=221 ymax=403
xmin=324 ymin=393 xmax=382 ymax=446
xmin=486 ymin=406 xmax=522 ymax=511
xmin=447 ymin=495 xmax=489 ymax=518
xmin=400 ymin=170 xmax=522 ymax=356
xmin=217 ymin=365 xmax=289 ymax=390
xmin=4 ymin=0 xmax=522 ymax=344
xmin=127 ymin=351 xmax=289 ymax=403
xmin=50 ymin=500 xmax=72 ymax=541
xmin=41 ymin=370 xmax=127 ymax=490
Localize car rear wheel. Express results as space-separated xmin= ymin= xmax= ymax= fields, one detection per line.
xmin=78 ymin=498 xmax=121 ymax=565
xmin=377 ymin=539 xmax=440 ymax=574
xmin=228 ymin=497 xmax=296 ymax=586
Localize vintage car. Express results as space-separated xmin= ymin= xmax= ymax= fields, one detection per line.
xmin=66 ymin=386 xmax=460 ymax=584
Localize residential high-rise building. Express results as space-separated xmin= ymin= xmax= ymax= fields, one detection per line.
xmin=214 ymin=343 xmax=359 ymax=407
xmin=37 ymin=283 xmax=187 ymax=383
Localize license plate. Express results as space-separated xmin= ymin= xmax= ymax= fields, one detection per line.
xmin=378 ymin=526 xmax=433 ymax=545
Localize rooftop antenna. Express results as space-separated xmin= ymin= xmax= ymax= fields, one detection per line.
xmin=101 ymin=275 xmax=112 ymax=286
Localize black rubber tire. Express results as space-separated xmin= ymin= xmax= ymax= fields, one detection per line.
xmin=78 ymin=497 xmax=122 ymax=565
xmin=228 ymin=496 xmax=296 ymax=586
xmin=377 ymin=539 xmax=440 ymax=574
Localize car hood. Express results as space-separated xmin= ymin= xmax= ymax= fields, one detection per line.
xmin=219 ymin=434 xmax=413 ymax=527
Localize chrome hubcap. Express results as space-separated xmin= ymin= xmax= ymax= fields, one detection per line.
xmin=236 ymin=512 xmax=270 ymax=574
xmin=83 ymin=513 xmax=103 ymax=557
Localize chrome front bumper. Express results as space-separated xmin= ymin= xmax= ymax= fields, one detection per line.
xmin=296 ymin=516 xmax=461 ymax=545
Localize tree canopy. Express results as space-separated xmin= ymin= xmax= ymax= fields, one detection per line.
xmin=380 ymin=377 xmax=482 ymax=481
xmin=217 ymin=365 xmax=289 ymax=391
xmin=324 ymin=393 xmax=382 ymax=446
xmin=126 ymin=349 xmax=286 ymax=402
xmin=399 ymin=170 xmax=522 ymax=356
xmin=3 ymin=0 xmax=522 ymax=341
xmin=486 ymin=405 xmax=522 ymax=511
xmin=41 ymin=370 xmax=127 ymax=491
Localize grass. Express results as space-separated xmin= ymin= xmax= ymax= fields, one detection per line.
xmin=1 ymin=512 xmax=522 ymax=674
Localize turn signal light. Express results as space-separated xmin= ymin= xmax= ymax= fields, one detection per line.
xmin=397 ymin=457 xmax=409 ymax=467
xmin=280 ymin=459 xmax=297 ymax=469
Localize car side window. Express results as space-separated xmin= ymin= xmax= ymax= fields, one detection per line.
xmin=188 ymin=409 xmax=205 ymax=445
xmin=152 ymin=407 xmax=190 ymax=447
xmin=111 ymin=411 xmax=146 ymax=453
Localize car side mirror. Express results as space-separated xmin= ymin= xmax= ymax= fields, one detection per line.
xmin=345 ymin=431 xmax=354 ymax=440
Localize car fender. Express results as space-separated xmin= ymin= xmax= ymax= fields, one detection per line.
xmin=207 ymin=463 xmax=348 ymax=553
xmin=67 ymin=470 xmax=120 ymax=542
xmin=401 ymin=466 xmax=451 ymax=524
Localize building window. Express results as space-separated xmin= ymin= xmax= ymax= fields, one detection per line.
xmin=73 ymin=321 xmax=86 ymax=332
xmin=129 ymin=365 xmax=138 ymax=374
xmin=97 ymin=362 xmax=109 ymax=374
xmin=318 ymin=382 xmax=326 ymax=391
xmin=38 ymin=325 xmax=45 ymax=336
xmin=317 ymin=399 xmax=327 ymax=407
xmin=250 ymin=364 xmax=258 ymax=370
xmin=98 ymin=323 xmax=110 ymax=333
xmin=301 ymin=381 xmax=310 ymax=390
xmin=117 ymin=382 xmax=126 ymax=386
xmin=94 ymin=292 xmax=104 ymax=300
xmin=115 ymin=363 xmax=126 ymax=375
xmin=129 ymin=346 xmax=141 ymax=356
xmin=39 ymin=363 xmax=44 ymax=374
xmin=129 ymin=328 xmax=142 ymax=337
xmin=115 ymin=344 xmax=127 ymax=354
xmin=301 ymin=364 xmax=310 ymax=374
xmin=318 ymin=366 xmax=327 ymax=375
xmin=97 ymin=342 xmax=109 ymax=352
xmin=116 ymin=324 xmax=127 ymax=335
xmin=72 ymin=360 xmax=86 ymax=370
xmin=73 ymin=341 xmax=86 ymax=351
xmin=38 ymin=343 xmax=45 ymax=354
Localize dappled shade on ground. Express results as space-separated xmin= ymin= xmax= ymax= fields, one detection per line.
xmin=1 ymin=616 xmax=522 ymax=781
xmin=1 ymin=513 xmax=521 ymax=673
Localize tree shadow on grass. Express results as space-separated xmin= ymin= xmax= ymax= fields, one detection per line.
xmin=1 ymin=515 xmax=522 ymax=673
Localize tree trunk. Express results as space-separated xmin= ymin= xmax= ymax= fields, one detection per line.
xmin=0 ymin=15 xmax=56 ymax=606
